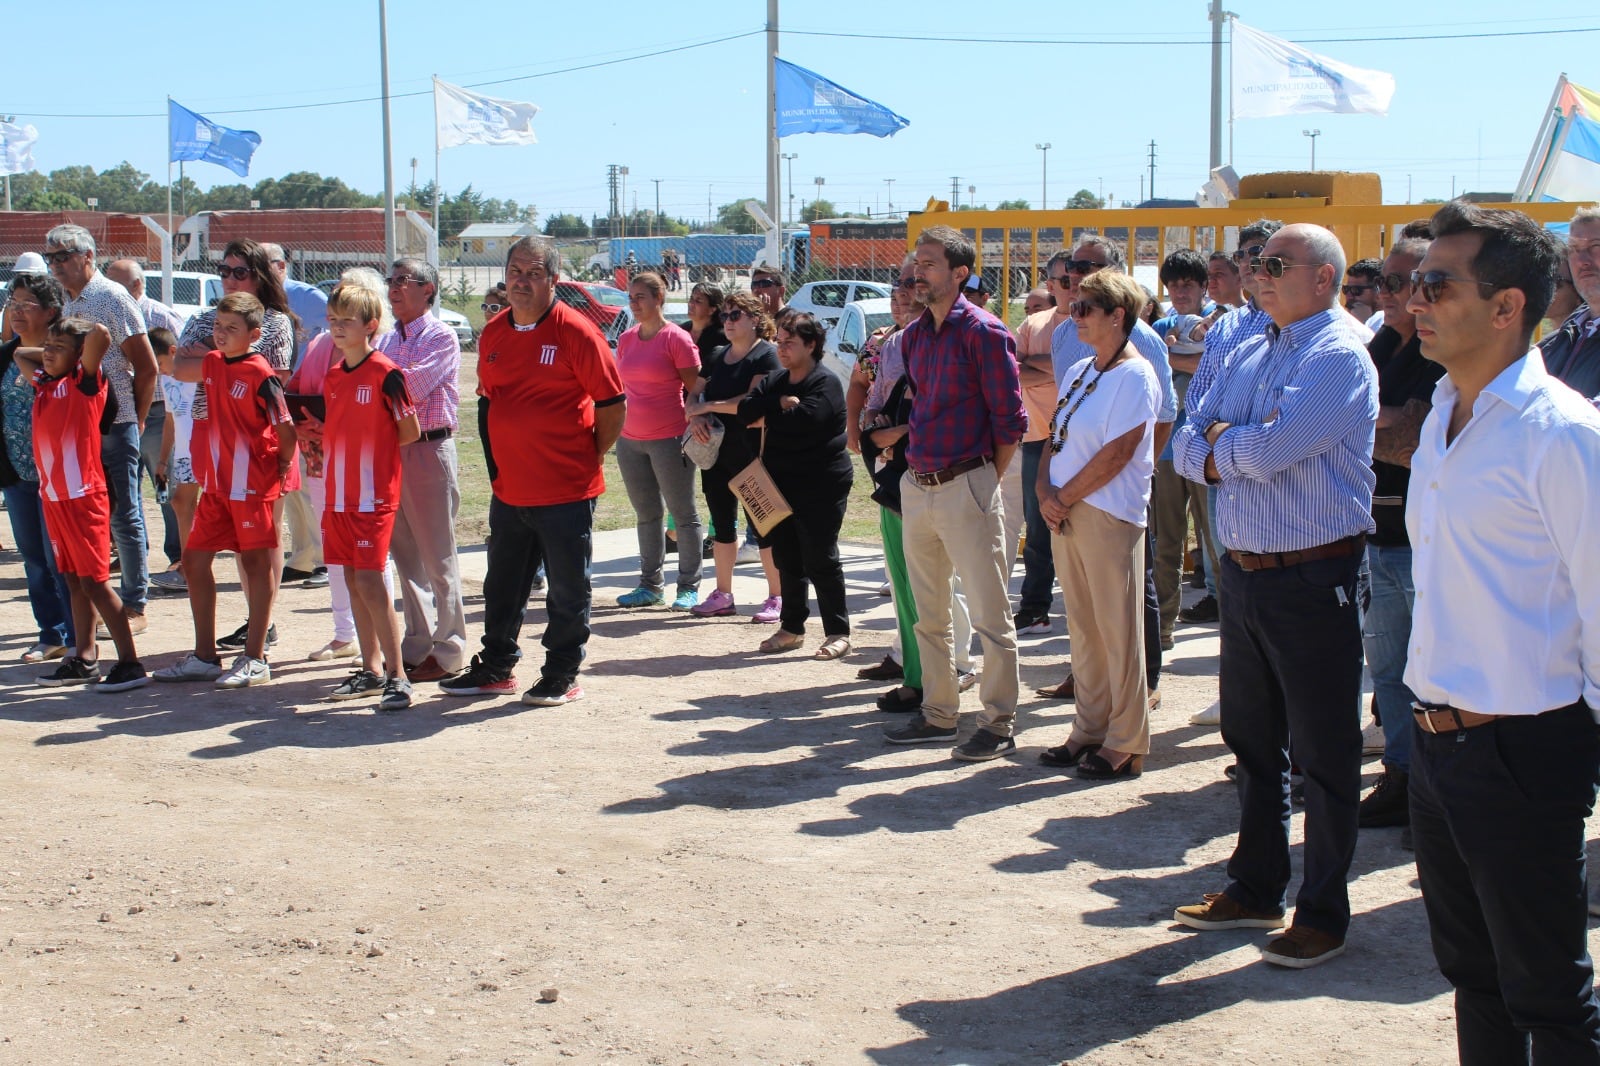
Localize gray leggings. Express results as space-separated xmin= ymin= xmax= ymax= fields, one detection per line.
xmin=615 ymin=434 xmax=704 ymax=591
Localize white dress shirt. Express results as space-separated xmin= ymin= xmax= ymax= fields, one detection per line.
xmin=1405 ymin=349 xmax=1600 ymax=717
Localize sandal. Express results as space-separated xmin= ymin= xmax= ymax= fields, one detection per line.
xmin=813 ymin=636 xmax=852 ymax=661
xmin=759 ymin=630 xmax=804 ymax=654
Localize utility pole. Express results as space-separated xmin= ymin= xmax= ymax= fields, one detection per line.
xmin=607 ymin=165 xmax=623 ymax=239
xmin=1147 ymin=141 xmax=1158 ymax=202
xmin=651 ymin=178 xmax=661 ymax=236
xmin=1036 ymin=144 xmax=1051 ymax=210
xmin=378 ymin=0 xmax=396 ymax=268
xmin=884 ymin=178 xmax=895 ymax=213
xmin=1208 ymin=0 xmax=1226 ymax=170
xmin=951 ymin=176 xmax=960 ymax=209
xmin=813 ymin=176 xmax=824 ymax=221
xmin=968 ymin=184 xmax=976 ymax=209
xmin=764 ymin=0 xmax=780 ymax=267
xmin=780 ymin=151 xmax=798 ymax=226
xmin=1303 ymin=129 xmax=1321 ymax=171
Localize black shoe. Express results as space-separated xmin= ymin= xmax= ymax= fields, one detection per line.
xmin=1179 ymin=594 xmax=1219 ymax=623
xmin=857 ymin=654 xmax=903 ymax=682
xmin=1290 ymin=773 xmax=1306 ymax=808
xmin=876 ymin=686 xmax=923 ymax=713
xmin=379 ymin=675 xmax=414 ymax=713
xmin=98 ymin=660 xmax=150 ymax=693
xmin=1188 ymin=569 xmax=1207 ymax=590
xmin=39 ymin=656 xmax=99 ymax=686
xmin=281 ymin=566 xmax=315 ymax=583
xmin=439 ymin=655 xmax=517 ymax=697
xmin=218 ymin=622 xmax=278 ymax=649
xmin=1013 ymin=609 xmax=1051 ymax=636
xmin=1077 ymin=750 xmax=1144 ymax=780
xmin=523 ymin=675 xmax=583 ymax=706
xmin=1358 ymin=768 xmax=1410 ymax=828
xmin=1039 ymin=742 xmax=1101 ymax=768
xmin=884 ymin=715 xmax=958 ymax=745
xmin=953 ymin=728 xmax=1017 ymax=762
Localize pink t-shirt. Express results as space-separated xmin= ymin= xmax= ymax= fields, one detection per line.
xmin=616 ymin=321 xmax=700 ymax=441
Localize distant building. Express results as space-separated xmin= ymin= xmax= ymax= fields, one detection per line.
xmin=454 ymin=222 xmax=536 ymax=265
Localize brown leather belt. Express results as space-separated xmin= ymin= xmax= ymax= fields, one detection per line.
xmin=909 ymin=455 xmax=991 ymax=487
xmin=1412 ymin=703 xmax=1502 ymax=734
xmin=1228 ymin=535 xmax=1365 ymax=572
xmin=418 ymin=427 xmax=454 ymax=442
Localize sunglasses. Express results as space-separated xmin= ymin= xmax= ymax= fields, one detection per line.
xmin=1373 ymin=273 xmax=1411 ymax=295
xmin=386 ymin=275 xmax=424 ymax=287
xmin=1408 ymin=270 xmax=1501 ymax=304
xmin=217 ymin=265 xmax=254 ymax=281
xmin=1046 ymin=273 xmax=1070 ymax=286
xmin=1249 ymin=256 xmax=1319 ymax=279
xmin=751 ymin=277 xmax=782 ymax=290
xmin=893 ymin=278 xmax=917 ymax=290
xmin=718 ymin=309 xmax=746 ymax=323
xmin=1340 ymin=284 xmax=1374 ymax=298
xmin=1065 ymin=259 xmax=1106 ymax=274
xmin=1067 ymin=299 xmax=1109 ymax=319
xmin=1232 ymin=244 xmax=1266 ymax=263
xmin=481 ymin=302 xmax=504 ymax=313
xmin=42 ymin=249 xmax=82 ymax=266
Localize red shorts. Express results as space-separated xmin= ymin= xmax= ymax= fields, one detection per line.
xmin=322 ymin=509 xmax=396 ymax=572
xmin=42 ymin=492 xmax=111 ymax=582
xmin=189 ymin=492 xmax=280 ymax=553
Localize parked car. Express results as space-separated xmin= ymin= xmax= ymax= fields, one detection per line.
xmin=785 ymin=279 xmax=892 ymax=328
xmin=824 ymin=298 xmax=895 ymax=372
xmin=437 ymin=306 xmax=475 ymax=350
xmin=556 ymin=280 xmax=628 ymax=330
xmin=140 ymin=269 xmax=225 ymax=326
xmin=603 ymin=302 xmax=691 ymax=348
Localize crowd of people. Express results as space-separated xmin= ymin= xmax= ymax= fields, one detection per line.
xmin=3 ymin=204 xmax=1598 ymax=1059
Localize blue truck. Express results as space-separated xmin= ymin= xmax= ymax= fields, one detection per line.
xmin=607 ymin=233 xmax=771 ymax=283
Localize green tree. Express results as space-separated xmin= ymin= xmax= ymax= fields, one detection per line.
xmin=1065 ymin=188 xmax=1105 ymax=210
xmin=713 ymin=199 xmax=765 ymax=234
xmin=996 ymin=198 xmax=1031 ymax=210
xmin=800 ymin=198 xmax=837 ymax=223
xmin=544 ymin=213 xmax=591 ymax=238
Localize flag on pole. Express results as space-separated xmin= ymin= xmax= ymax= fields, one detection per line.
xmin=1231 ymin=21 xmax=1395 ymax=119
xmin=0 ymin=120 xmax=39 ymax=176
xmin=773 ymin=59 xmax=909 ymax=138
xmin=434 ymin=78 xmax=540 ymax=148
xmin=1515 ymin=76 xmax=1600 ymax=202
xmin=168 ymin=99 xmax=261 ymax=177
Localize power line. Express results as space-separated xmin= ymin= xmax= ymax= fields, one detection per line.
xmin=783 ymin=25 xmax=1600 ymax=46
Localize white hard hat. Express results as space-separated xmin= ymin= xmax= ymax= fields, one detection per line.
xmin=13 ymin=251 xmax=47 ymax=274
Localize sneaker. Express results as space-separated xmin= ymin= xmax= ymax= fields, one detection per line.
xmin=98 ymin=660 xmax=150 ymax=693
xmin=690 ymin=589 xmax=736 ymax=617
xmin=307 ymin=639 xmax=358 ymax=662
xmin=670 ymin=587 xmax=699 ymax=611
xmin=218 ymin=622 xmax=278 ymax=649
xmin=1190 ymin=700 xmax=1222 ymax=727
xmin=329 ymin=668 xmax=384 ymax=700
xmin=281 ymin=566 xmax=316 ymax=583
xmin=1260 ymin=925 xmax=1346 ymax=969
xmin=752 ymin=596 xmax=782 ymax=624
xmin=1179 ymin=594 xmax=1219 ymax=624
xmin=958 ymin=670 xmax=978 ymax=692
xmin=439 ymin=655 xmax=517 ymax=697
xmin=1358 ymin=768 xmax=1410 ymax=828
xmin=1173 ymin=892 xmax=1286 ymax=931
xmin=216 ymin=655 xmax=271 ymax=689
xmin=39 ymin=656 xmax=99 ymax=686
xmin=736 ymin=542 xmax=760 ymax=565
xmin=379 ymin=675 xmax=414 ymax=713
xmin=523 ymin=675 xmax=584 ymax=707
xmin=617 ymin=586 xmax=665 ymax=608
xmin=1361 ymin=721 xmax=1386 ymax=756
xmin=302 ymin=568 xmax=330 ymax=588
xmin=21 ymin=642 xmax=67 ymax=663
xmin=150 ymin=569 xmax=188 ymax=594
xmin=877 ymin=581 xmax=892 ymax=597
xmin=96 ymin=612 xmax=148 ymax=639
xmin=154 ymin=653 xmax=225 ymax=682
xmin=952 ymin=729 xmax=1017 ymax=762
xmin=1014 ymin=610 xmax=1052 ymax=635
xmin=884 ymin=715 xmax=959 ymax=746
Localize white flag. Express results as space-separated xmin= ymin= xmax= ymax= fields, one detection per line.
xmin=1231 ymin=21 xmax=1395 ymax=120
xmin=434 ymin=78 xmax=539 ymax=148
xmin=0 ymin=121 xmax=39 ymax=177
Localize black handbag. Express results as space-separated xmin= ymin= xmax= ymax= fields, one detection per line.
xmin=860 ymin=375 xmax=912 ymax=515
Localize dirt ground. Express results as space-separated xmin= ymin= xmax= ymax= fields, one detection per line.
xmin=0 ymin=519 xmax=1509 ymax=1065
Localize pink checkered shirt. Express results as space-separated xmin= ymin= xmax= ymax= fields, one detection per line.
xmin=378 ymin=312 xmax=460 ymax=433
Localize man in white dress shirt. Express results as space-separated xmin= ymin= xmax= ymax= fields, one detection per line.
xmin=1405 ymin=200 xmax=1600 ymax=1063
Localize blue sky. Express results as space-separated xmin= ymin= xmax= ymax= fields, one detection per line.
xmin=7 ymin=3 xmax=1595 ymax=223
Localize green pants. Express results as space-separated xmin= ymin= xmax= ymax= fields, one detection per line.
xmin=881 ymin=506 xmax=921 ymax=688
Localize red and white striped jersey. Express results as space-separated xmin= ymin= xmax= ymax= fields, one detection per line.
xmin=32 ymin=364 xmax=107 ymax=502
xmin=322 ymin=350 xmax=415 ymax=514
xmin=191 ymin=349 xmax=292 ymax=502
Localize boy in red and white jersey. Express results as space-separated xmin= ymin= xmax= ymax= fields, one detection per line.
xmin=19 ymin=317 xmax=149 ymax=691
xmin=319 ymin=285 xmax=420 ymax=711
xmin=156 ymin=293 xmax=297 ymax=689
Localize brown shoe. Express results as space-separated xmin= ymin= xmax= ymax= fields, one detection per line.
xmin=857 ymin=654 xmax=903 ymax=682
xmin=1036 ymin=671 xmax=1075 ymax=700
xmin=1147 ymin=688 xmax=1162 ymax=712
xmin=1260 ymin=925 xmax=1346 ymax=968
xmin=1173 ymin=892 xmax=1286 ymax=931
xmin=406 ymin=655 xmax=457 ymax=683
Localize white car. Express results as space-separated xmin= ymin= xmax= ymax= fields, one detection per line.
xmin=825 ymin=298 xmax=895 ymax=372
xmin=604 ymin=302 xmax=691 ymax=348
xmin=436 ymin=305 xmax=475 ymax=350
xmin=786 ymin=279 xmax=892 ymax=328
xmin=141 ymin=269 xmax=225 ymax=325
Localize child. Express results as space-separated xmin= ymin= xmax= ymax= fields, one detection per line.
xmin=20 ymin=317 xmax=149 ymax=691
xmin=150 ymin=326 xmax=198 ymax=593
xmin=154 ymin=293 xmax=296 ymax=689
xmin=320 ymin=285 xmax=420 ymax=711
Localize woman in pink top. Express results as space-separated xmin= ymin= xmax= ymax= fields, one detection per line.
xmin=613 ymin=272 xmax=705 ymax=611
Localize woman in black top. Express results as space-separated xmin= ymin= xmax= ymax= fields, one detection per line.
xmin=683 ymin=281 xmax=728 ymax=369
xmin=691 ymin=309 xmax=853 ymax=658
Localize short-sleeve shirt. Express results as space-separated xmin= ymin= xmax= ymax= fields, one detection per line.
xmin=616 ymin=321 xmax=700 ymax=441
xmin=477 ymin=300 xmax=625 ymax=508
xmin=180 ymin=307 xmax=295 ymax=372
xmin=32 ymin=364 xmax=108 ymax=501
xmin=191 ymin=349 xmax=292 ymax=502
xmin=1045 ymin=356 xmax=1161 ymax=526
xmin=64 ymin=272 xmax=146 ymax=426
xmin=1015 ymin=307 xmax=1068 ymax=444
xmin=323 ymin=350 xmax=415 ymax=514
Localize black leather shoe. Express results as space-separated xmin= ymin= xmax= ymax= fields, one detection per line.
xmin=857 ymin=655 xmax=903 ymax=681
xmin=1077 ymin=751 xmax=1144 ymax=780
xmin=876 ymin=686 xmax=923 ymax=713
xmin=1039 ymin=741 xmax=1101 ymax=768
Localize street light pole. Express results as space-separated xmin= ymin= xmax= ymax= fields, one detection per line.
xmin=780 ymin=152 xmax=798 ymax=226
xmin=1303 ymin=129 xmax=1322 ymax=171
xmin=1035 ymin=143 xmax=1052 ymax=210
xmin=651 ymin=178 xmax=661 ymax=237
xmin=813 ymin=176 xmax=824 ymax=221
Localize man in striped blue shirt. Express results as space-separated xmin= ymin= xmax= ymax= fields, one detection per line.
xmin=1170 ymin=223 xmax=1379 ymax=970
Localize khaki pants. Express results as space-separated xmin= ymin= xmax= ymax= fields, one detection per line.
xmin=1000 ymin=450 xmax=1024 ymax=582
xmin=392 ymin=436 xmax=468 ymax=671
xmin=280 ymin=486 xmax=322 ymax=573
xmin=1051 ymin=501 xmax=1149 ymax=754
xmin=901 ymin=461 xmax=1019 ymax=735
xmin=1151 ymin=458 xmax=1216 ymax=640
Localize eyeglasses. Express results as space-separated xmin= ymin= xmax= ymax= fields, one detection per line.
xmin=7 ymin=299 xmax=42 ymax=313
xmin=1408 ymin=270 xmax=1502 ymax=304
xmin=751 ymin=277 xmax=782 ymax=290
xmin=1067 ymin=299 xmax=1109 ymax=319
xmin=1340 ymin=284 xmax=1374 ymax=298
xmin=1065 ymin=259 xmax=1106 ymax=275
xmin=386 ymin=275 xmax=424 ymax=287
xmin=1248 ymin=256 xmax=1319 ymax=279
xmin=42 ymin=250 xmax=82 ymax=266
xmin=1232 ymin=244 xmax=1266 ymax=263
xmin=1046 ymin=273 xmax=1070 ymax=286
xmin=1374 ymin=272 xmax=1412 ymax=295
xmin=893 ymin=278 xmax=917 ymax=290
xmin=481 ymin=302 xmax=504 ymax=313
xmin=719 ymin=309 xmax=746 ymax=323
xmin=217 ymin=265 xmax=254 ymax=281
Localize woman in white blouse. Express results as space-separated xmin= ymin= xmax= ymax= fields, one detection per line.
xmin=1036 ymin=269 xmax=1162 ymax=781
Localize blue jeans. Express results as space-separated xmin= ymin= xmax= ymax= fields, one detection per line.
xmin=480 ymin=496 xmax=596 ymax=681
xmin=1362 ymin=544 xmax=1418 ymax=772
xmin=1203 ymin=484 xmax=1220 ymax=599
xmin=102 ymin=421 xmax=149 ymax=614
xmin=3 ymin=479 xmax=74 ymax=646
xmin=1018 ymin=439 xmax=1055 ymax=615
xmin=138 ymin=400 xmax=180 ymax=565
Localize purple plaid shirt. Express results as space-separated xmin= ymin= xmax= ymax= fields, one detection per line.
xmin=902 ymin=295 xmax=1027 ymax=473
xmin=379 ymin=312 xmax=460 ymax=433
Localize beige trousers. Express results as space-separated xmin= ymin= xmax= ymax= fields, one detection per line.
xmin=1051 ymin=501 xmax=1150 ymax=754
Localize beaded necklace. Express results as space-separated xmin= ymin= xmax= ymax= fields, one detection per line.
xmin=1047 ymin=350 xmax=1128 ymax=455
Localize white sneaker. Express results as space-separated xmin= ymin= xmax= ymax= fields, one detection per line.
xmin=1361 ymin=721 xmax=1386 ymax=756
xmin=21 ymin=642 xmax=67 ymax=663
xmin=153 ymin=653 xmax=224 ymax=682
xmin=736 ymin=542 xmax=760 ymax=565
xmin=958 ymin=670 xmax=978 ymax=692
xmin=1190 ymin=700 xmax=1222 ymax=727
xmin=216 ymin=655 xmax=271 ymax=689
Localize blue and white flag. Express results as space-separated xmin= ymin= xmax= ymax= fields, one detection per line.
xmin=774 ymin=59 xmax=909 ymax=138
xmin=0 ymin=120 xmax=38 ymax=177
xmin=168 ymin=99 xmax=261 ymax=177
xmin=434 ymin=78 xmax=539 ymax=148
xmin=1231 ymin=21 xmax=1395 ymax=120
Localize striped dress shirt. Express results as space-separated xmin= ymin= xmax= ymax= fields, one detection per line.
xmin=1186 ymin=300 xmax=1273 ymax=412
xmin=1174 ymin=306 xmax=1378 ymax=553
xmin=379 ymin=312 xmax=460 ymax=433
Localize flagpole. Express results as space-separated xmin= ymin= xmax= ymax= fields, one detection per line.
xmin=1529 ymin=110 xmax=1578 ymax=203
xmin=1226 ymin=16 xmax=1235 ymax=166
xmin=432 ymin=76 xmax=442 ymax=242
xmin=1514 ymin=74 xmax=1568 ymax=202
xmin=1207 ymin=0 xmax=1224 ymax=171
xmin=378 ymin=0 xmax=397 ymax=269
xmin=764 ymin=0 xmax=781 ymax=271
xmin=166 ymin=97 xmax=174 ymax=239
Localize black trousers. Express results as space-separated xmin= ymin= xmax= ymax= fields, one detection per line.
xmin=1411 ymin=701 xmax=1600 ymax=1065
xmin=766 ymin=480 xmax=851 ymax=638
xmin=1143 ymin=527 xmax=1162 ymax=689
xmin=1218 ymin=551 xmax=1365 ymax=937
xmin=480 ymin=497 xmax=596 ymax=682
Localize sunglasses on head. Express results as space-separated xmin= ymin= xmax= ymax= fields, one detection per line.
xmin=751 ymin=277 xmax=781 ymax=290
xmin=1232 ymin=244 xmax=1266 ymax=263
xmin=1249 ymin=256 xmax=1318 ymax=279
xmin=718 ymin=308 xmax=746 ymax=323
xmin=1373 ymin=273 xmax=1411 ymax=295
xmin=217 ymin=265 xmax=253 ymax=281
xmin=1067 ymin=299 xmax=1109 ymax=319
xmin=42 ymin=249 xmax=81 ymax=266
xmin=1066 ymin=259 xmax=1105 ymax=274
xmin=1409 ymin=270 xmax=1501 ymax=304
